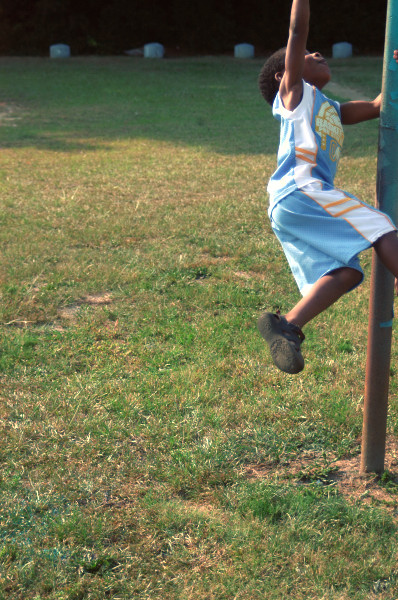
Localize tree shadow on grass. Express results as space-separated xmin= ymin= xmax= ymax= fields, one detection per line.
xmin=0 ymin=56 xmax=381 ymax=157
xmin=1 ymin=99 xmax=279 ymax=156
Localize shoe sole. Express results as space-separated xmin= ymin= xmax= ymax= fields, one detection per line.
xmin=257 ymin=312 xmax=304 ymax=374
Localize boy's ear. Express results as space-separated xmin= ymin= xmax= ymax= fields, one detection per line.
xmin=275 ymin=71 xmax=284 ymax=82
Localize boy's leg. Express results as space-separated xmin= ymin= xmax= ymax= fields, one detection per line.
xmin=283 ymin=232 xmax=398 ymax=331
xmin=258 ymin=267 xmax=361 ymax=373
xmin=373 ymin=231 xmax=398 ymax=292
xmin=285 ymin=266 xmax=362 ymax=328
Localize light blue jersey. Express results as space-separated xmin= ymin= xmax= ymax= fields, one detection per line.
xmin=268 ymin=81 xmax=343 ymax=209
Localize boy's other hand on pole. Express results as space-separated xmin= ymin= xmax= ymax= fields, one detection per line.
xmin=394 ymin=49 xmax=398 ymax=62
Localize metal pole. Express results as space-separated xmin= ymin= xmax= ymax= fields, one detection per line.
xmin=360 ymin=0 xmax=398 ymax=474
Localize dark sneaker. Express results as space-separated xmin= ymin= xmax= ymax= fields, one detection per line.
xmin=257 ymin=312 xmax=305 ymax=374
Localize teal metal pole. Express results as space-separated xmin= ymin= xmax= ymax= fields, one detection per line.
xmin=360 ymin=0 xmax=398 ymax=473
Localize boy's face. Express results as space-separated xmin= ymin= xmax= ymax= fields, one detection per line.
xmin=302 ymin=51 xmax=331 ymax=89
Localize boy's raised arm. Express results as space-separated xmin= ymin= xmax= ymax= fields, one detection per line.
xmin=279 ymin=0 xmax=310 ymax=111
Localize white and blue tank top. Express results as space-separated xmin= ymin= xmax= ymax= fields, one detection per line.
xmin=267 ymin=81 xmax=343 ymax=209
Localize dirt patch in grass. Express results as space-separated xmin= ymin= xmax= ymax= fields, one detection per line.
xmin=56 ymin=293 xmax=113 ymax=325
xmin=0 ymin=102 xmax=21 ymax=126
xmin=330 ymin=438 xmax=398 ymax=510
xmin=244 ymin=437 xmax=398 ymax=516
xmin=57 ymin=293 xmax=112 ymax=317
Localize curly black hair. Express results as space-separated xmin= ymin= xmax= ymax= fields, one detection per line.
xmin=258 ymin=47 xmax=287 ymax=106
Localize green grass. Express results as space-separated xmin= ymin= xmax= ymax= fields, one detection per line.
xmin=1 ymin=55 xmax=398 ymax=599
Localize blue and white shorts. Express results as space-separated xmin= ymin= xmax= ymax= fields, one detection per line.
xmin=269 ymin=187 xmax=396 ymax=296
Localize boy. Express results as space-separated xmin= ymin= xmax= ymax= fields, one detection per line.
xmin=257 ymin=0 xmax=398 ymax=374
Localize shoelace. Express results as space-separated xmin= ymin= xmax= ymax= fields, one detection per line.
xmin=275 ymin=310 xmax=305 ymax=344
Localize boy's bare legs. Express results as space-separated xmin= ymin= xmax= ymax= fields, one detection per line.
xmin=259 ymin=232 xmax=398 ymax=374
xmin=284 ymin=267 xmax=362 ymax=329
xmin=260 ymin=266 xmax=374 ymax=374
xmin=256 ymin=268 xmax=359 ymax=374
xmin=285 ymin=231 xmax=398 ymax=329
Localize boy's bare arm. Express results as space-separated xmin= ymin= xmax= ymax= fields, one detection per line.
xmin=279 ymin=0 xmax=310 ymax=111
xmin=340 ymin=95 xmax=381 ymax=125
xmin=340 ymin=52 xmax=398 ymax=124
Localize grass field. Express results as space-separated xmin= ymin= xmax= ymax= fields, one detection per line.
xmin=1 ymin=54 xmax=398 ymax=599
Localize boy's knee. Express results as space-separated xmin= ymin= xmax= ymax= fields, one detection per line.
xmin=334 ymin=267 xmax=362 ymax=289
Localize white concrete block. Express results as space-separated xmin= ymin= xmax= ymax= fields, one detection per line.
xmin=144 ymin=43 xmax=165 ymax=58
xmin=332 ymin=42 xmax=353 ymax=59
xmin=50 ymin=44 xmax=71 ymax=58
xmin=234 ymin=43 xmax=255 ymax=59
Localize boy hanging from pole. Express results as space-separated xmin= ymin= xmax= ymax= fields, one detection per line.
xmin=257 ymin=0 xmax=398 ymax=374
